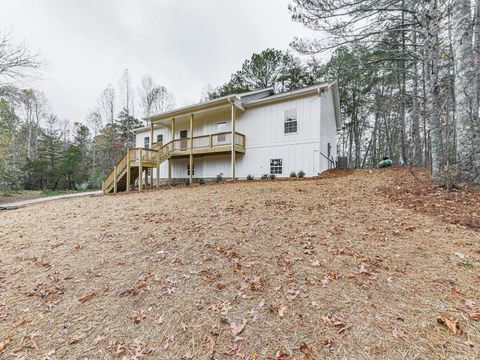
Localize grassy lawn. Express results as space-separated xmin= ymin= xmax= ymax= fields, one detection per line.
xmin=0 ymin=168 xmax=478 ymax=359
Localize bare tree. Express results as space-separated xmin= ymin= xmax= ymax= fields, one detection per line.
xmin=119 ymin=69 xmax=134 ymax=115
xmin=0 ymin=31 xmax=40 ymax=81
xmin=86 ymin=108 xmax=102 ymax=177
xmin=138 ymin=75 xmax=174 ymax=120
xmin=98 ymin=84 xmax=115 ymax=125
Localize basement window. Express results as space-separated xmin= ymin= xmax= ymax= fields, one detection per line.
xmin=270 ymin=159 xmax=282 ymax=175
xmin=284 ymin=109 xmax=297 ymax=134
xmin=187 ymin=163 xmax=195 ymax=176
xmin=144 ymin=136 xmax=150 ymax=148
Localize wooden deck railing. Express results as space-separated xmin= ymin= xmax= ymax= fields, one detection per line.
xmin=157 ymin=131 xmax=246 ymax=159
xmin=102 ymin=132 xmax=246 ymax=194
xmin=102 ymin=147 xmax=159 ymax=194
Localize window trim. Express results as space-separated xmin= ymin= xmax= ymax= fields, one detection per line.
xmin=270 ymin=158 xmax=283 ymax=175
xmin=284 ymin=108 xmax=298 ymax=135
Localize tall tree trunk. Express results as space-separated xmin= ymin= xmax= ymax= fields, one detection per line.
xmin=452 ymin=0 xmax=477 ymax=183
xmin=412 ymin=21 xmax=422 ymax=166
xmin=425 ymin=0 xmax=443 ymax=180
xmin=400 ymin=2 xmax=408 ymax=165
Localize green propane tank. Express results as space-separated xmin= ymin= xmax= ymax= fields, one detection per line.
xmin=378 ymin=156 xmax=393 ymax=168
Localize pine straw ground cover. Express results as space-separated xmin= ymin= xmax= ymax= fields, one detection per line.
xmin=0 ymin=168 xmax=479 ymax=359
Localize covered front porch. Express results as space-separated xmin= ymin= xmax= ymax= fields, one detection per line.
xmin=146 ymin=95 xmax=246 ymax=184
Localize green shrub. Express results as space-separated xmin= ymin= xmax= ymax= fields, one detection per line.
xmin=247 ymin=174 xmax=254 ymax=180
xmin=261 ymin=174 xmax=269 ymax=180
xmin=290 ymin=171 xmax=297 ymax=177
xmin=198 ymin=178 xmax=205 ymax=185
xmin=459 ymin=261 xmax=474 ymax=268
xmin=269 ymin=174 xmax=276 ymax=180
xmin=183 ymin=179 xmax=190 ymax=186
xmin=297 ymin=170 xmax=305 ymax=178
xmin=1 ymin=189 xmax=23 ymax=197
xmin=41 ymin=189 xmax=62 ymax=197
xmin=216 ymin=173 xmax=224 ymax=183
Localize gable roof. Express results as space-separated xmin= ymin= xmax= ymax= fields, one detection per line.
xmin=143 ymin=82 xmax=341 ymax=130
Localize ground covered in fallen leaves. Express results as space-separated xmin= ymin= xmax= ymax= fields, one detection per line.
xmin=0 ymin=168 xmax=479 ymax=359
xmin=383 ymin=167 xmax=480 ymax=231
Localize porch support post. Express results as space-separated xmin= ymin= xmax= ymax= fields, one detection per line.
xmin=138 ymin=148 xmax=143 ymax=191
xmin=171 ymin=118 xmax=175 ymax=142
xmin=168 ymin=159 xmax=172 ymax=183
xmin=126 ymin=149 xmax=131 ymax=192
xmin=189 ymin=114 xmax=194 ymax=184
xmin=113 ymin=165 xmax=118 ymax=193
xmin=156 ymin=152 xmax=160 ymax=187
xmin=150 ymin=121 xmax=154 ymax=148
xmin=231 ymin=104 xmax=236 ymax=179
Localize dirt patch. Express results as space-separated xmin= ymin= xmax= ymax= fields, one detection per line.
xmin=382 ymin=167 xmax=480 ymax=231
xmin=0 ymin=170 xmax=479 ymax=359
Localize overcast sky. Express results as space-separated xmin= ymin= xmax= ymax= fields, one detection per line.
xmin=0 ymin=0 xmax=318 ymax=123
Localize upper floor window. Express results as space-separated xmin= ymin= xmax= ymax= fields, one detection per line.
xmin=284 ymin=109 xmax=297 ymax=134
xmin=327 ymin=142 xmax=331 ymax=158
xmin=270 ymin=159 xmax=282 ymax=174
xmin=144 ymin=136 xmax=150 ymax=148
xmin=157 ymin=134 xmax=163 ymax=144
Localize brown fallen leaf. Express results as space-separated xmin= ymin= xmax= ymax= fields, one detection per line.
xmin=469 ymin=309 xmax=480 ymax=320
xmin=0 ymin=335 xmax=12 ymax=353
xmin=78 ymin=292 xmax=95 ymax=302
xmin=69 ymin=332 xmax=86 ymax=344
xmin=132 ymin=339 xmax=150 ymax=359
xmin=298 ymin=342 xmax=318 ymax=360
xmin=230 ymin=318 xmax=247 ymax=340
xmin=465 ymin=299 xmax=476 ymax=309
xmin=392 ymin=327 xmax=407 ymax=339
xmin=437 ymin=316 xmax=462 ymax=334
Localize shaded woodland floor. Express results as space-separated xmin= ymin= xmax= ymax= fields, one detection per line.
xmin=0 ymin=168 xmax=479 ymax=359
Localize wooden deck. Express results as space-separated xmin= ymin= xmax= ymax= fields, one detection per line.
xmin=102 ymin=131 xmax=246 ymax=194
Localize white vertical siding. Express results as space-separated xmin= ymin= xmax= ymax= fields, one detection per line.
xmin=319 ymin=88 xmax=338 ymax=171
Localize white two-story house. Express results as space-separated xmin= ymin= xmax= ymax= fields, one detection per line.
xmin=102 ymin=82 xmax=340 ymax=193
xmin=137 ymin=82 xmax=340 ymax=180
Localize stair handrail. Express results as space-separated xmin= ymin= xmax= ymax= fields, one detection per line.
xmin=102 ymin=150 xmax=129 ymax=193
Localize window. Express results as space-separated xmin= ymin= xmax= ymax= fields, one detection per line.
xmin=217 ymin=122 xmax=226 ymax=142
xmin=157 ymin=134 xmax=163 ymax=144
xmin=284 ymin=109 xmax=297 ymax=134
xmin=270 ymin=159 xmax=282 ymax=175
xmin=327 ymin=142 xmax=331 ymax=158
xmin=144 ymin=136 xmax=150 ymax=148
xmin=187 ymin=163 xmax=195 ymax=176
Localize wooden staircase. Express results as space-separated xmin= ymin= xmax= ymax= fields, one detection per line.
xmin=102 ymin=147 xmax=170 ymax=195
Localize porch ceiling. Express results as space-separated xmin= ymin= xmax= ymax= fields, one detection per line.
xmin=145 ymin=96 xmax=244 ymax=125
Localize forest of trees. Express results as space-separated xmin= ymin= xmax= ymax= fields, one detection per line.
xmin=206 ymin=0 xmax=480 ymax=186
xmin=1 ymin=0 xmax=479 ymax=190
xmin=0 ymin=32 xmax=175 ymax=191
